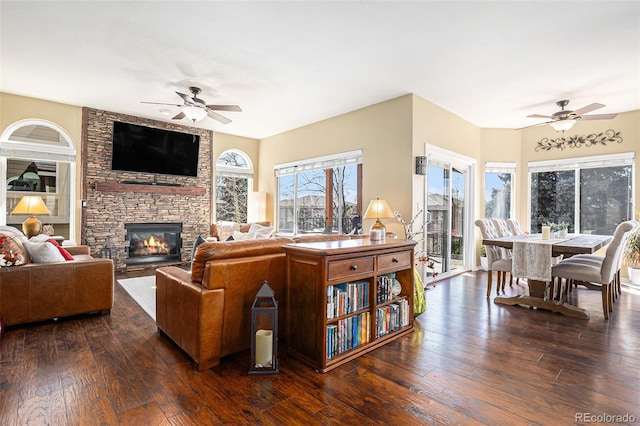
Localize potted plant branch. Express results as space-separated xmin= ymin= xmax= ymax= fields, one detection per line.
xmin=624 ymin=228 xmax=640 ymax=284
xmin=480 ymin=245 xmax=488 ymax=271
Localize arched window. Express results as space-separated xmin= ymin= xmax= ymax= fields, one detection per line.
xmin=0 ymin=120 xmax=77 ymax=240
xmin=215 ymin=150 xmax=253 ymax=222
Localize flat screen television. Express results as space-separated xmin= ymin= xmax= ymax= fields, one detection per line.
xmin=111 ymin=121 xmax=200 ymax=177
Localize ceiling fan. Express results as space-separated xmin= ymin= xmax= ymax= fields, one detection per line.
xmin=523 ymin=100 xmax=617 ymax=131
xmin=141 ymin=86 xmax=242 ymax=124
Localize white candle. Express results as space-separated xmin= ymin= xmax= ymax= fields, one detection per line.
xmin=541 ymin=226 xmax=551 ymax=240
xmin=255 ymin=330 xmax=273 ymax=367
xmin=370 ymin=229 xmax=382 ymax=241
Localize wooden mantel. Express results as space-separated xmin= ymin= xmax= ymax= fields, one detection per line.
xmin=94 ymin=181 xmax=206 ymax=196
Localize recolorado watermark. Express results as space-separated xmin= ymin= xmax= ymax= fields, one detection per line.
xmin=575 ymin=412 xmax=636 ymax=423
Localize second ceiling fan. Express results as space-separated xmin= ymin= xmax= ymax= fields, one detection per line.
xmin=523 ymin=100 xmax=617 ymax=131
xmin=142 ymin=86 xmax=242 ymax=124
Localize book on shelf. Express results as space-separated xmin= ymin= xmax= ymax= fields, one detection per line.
xmin=375 ymin=299 xmax=410 ymax=339
xmin=326 ymin=311 xmax=370 ymax=360
xmin=376 ymin=273 xmax=399 ymax=304
xmin=326 ymin=280 xmax=369 ymax=319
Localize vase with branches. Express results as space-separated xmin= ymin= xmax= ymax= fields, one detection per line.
xmin=393 ymin=209 xmax=438 ymax=282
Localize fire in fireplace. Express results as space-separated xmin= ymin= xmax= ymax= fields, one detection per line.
xmin=125 ymin=223 xmax=182 ymax=266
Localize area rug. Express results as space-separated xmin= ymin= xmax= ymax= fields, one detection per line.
xmin=118 ymin=276 xmax=156 ymax=320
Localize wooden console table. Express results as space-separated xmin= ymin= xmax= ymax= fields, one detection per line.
xmin=283 ymin=238 xmax=417 ymax=373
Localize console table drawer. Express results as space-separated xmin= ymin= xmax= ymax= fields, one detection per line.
xmin=378 ymin=251 xmax=412 ymax=272
xmin=327 ymin=256 xmax=374 ymax=280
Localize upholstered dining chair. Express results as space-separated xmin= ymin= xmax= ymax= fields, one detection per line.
xmin=558 ymin=220 xmax=638 ymax=305
xmin=506 ymin=218 xmax=525 ymax=235
xmin=551 ymin=220 xmax=637 ymax=319
xmin=475 ymin=219 xmax=513 ymax=297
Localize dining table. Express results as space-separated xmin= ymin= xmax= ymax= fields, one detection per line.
xmin=482 ymin=233 xmax=612 ymax=319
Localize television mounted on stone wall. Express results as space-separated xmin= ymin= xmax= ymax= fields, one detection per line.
xmin=111 ymin=121 xmax=200 ymax=177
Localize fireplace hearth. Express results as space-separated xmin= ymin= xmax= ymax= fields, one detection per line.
xmin=125 ymin=223 xmax=182 ymax=266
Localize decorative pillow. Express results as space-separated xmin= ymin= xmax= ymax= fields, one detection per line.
xmin=191 ymin=235 xmax=206 ymax=269
xmin=0 ymin=232 xmax=30 ymax=267
xmin=232 ymin=230 xmax=249 ymax=241
xmin=231 ymin=223 xmax=275 ymax=241
xmin=23 ymin=241 xmax=66 ymax=263
xmin=46 ymin=238 xmax=74 ymax=261
xmin=0 ymin=226 xmax=28 ymax=242
xmin=248 ymin=223 xmax=275 ymax=239
xmin=216 ymin=221 xmax=240 ymax=242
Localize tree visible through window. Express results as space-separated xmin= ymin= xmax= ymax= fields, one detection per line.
xmin=484 ymin=172 xmax=511 ymax=219
xmin=530 ymin=164 xmax=632 ymax=235
xmin=276 ymin=152 xmax=362 ymax=235
xmin=216 ymin=150 xmax=252 ymax=222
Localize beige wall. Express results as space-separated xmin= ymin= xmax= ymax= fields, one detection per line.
xmin=0 ymin=93 xmax=84 ymax=242
xmin=412 ymin=95 xmax=483 ymax=236
xmin=258 ymin=94 xmax=414 ymax=237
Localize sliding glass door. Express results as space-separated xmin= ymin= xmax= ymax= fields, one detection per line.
xmin=424 ymin=145 xmax=475 ymax=277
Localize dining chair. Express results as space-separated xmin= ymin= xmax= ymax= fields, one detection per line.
xmin=506 ymin=218 xmax=525 ymax=235
xmin=475 ymin=219 xmax=513 ymax=297
xmin=551 ymin=220 xmax=637 ymax=319
xmin=492 ymin=218 xmax=514 ymax=238
xmin=491 ymin=218 xmax=520 ymax=288
xmin=559 ymin=220 xmax=638 ymax=304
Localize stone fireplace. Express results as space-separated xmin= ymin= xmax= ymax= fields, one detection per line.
xmin=125 ymin=223 xmax=182 ymax=266
xmin=81 ymin=108 xmax=213 ymax=271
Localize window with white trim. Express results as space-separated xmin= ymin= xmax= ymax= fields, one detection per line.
xmin=275 ymin=150 xmax=363 ymax=235
xmin=529 ymin=153 xmax=634 ymax=235
xmin=215 ymin=150 xmax=253 ymax=222
xmin=484 ymin=162 xmax=515 ymax=220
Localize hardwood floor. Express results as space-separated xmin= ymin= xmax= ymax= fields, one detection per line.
xmin=1 ymin=270 xmax=639 ymax=425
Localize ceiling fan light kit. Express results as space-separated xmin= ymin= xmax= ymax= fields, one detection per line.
xmin=523 ymin=99 xmax=617 ymax=132
xmin=550 ymin=119 xmax=576 ymax=132
xmin=182 ymin=105 xmax=207 ymax=122
xmin=141 ymin=86 xmax=241 ymax=125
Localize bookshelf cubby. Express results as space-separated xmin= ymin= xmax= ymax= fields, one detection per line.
xmin=284 ymin=238 xmax=417 ymax=373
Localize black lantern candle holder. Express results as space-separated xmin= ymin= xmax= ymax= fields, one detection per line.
xmin=249 ymin=281 xmax=279 ymax=375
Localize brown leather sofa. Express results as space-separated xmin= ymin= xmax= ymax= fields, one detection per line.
xmin=155 ymin=234 xmax=354 ymax=370
xmin=0 ymin=245 xmax=115 ymax=326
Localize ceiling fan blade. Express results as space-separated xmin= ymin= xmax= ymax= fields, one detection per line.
xmin=207 ymin=110 xmax=232 ymax=124
xmin=527 ymin=114 xmax=552 ymax=119
xmin=572 ymin=103 xmax=605 ymax=116
xmin=172 ymin=111 xmax=185 ymax=120
xmin=176 ymin=91 xmax=195 ymax=104
xmin=580 ymin=113 xmax=618 ymax=120
xmin=516 ymin=120 xmax=553 ymax=130
xmin=206 ymin=104 xmax=242 ymax=112
xmin=141 ymin=101 xmax=182 ymax=107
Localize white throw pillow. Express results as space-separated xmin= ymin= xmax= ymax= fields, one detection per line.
xmin=248 ymin=223 xmax=275 ymax=239
xmin=216 ymin=221 xmax=240 ymax=242
xmin=23 ymin=241 xmax=66 ymax=263
xmin=232 ymin=230 xmax=249 ymax=241
xmin=29 ymin=234 xmax=51 ymax=242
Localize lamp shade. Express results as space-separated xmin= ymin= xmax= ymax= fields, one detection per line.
xmin=248 ymin=191 xmax=267 ymax=223
xmin=11 ymin=195 xmax=51 ymax=215
xmin=183 ymin=106 xmax=207 ymax=122
xmin=550 ymin=119 xmax=576 ymax=132
xmin=11 ymin=195 xmax=51 ymax=238
xmin=363 ymin=198 xmax=394 ymax=220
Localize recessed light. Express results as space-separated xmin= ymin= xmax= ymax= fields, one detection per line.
xmin=159 ymin=109 xmax=171 ymax=116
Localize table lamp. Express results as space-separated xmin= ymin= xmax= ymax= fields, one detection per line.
xmin=11 ymin=195 xmax=51 ymax=238
xmin=363 ymin=198 xmax=395 ymax=240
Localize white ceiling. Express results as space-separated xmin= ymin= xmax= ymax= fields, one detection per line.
xmin=1 ymin=1 xmax=639 ymax=139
